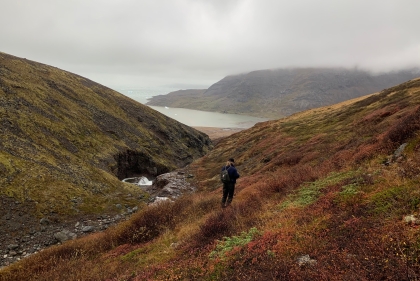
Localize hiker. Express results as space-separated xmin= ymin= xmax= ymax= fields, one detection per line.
xmin=221 ymin=158 xmax=240 ymax=208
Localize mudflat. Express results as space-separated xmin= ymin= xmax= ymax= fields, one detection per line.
xmin=193 ymin=127 xmax=245 ymax=140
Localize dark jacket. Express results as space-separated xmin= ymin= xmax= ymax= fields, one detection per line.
xmin=221 ymin=164 xmax=240 ymax=184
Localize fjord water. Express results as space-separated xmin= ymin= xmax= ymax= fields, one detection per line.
xmin=117 ymin=88 xmax=268 ymax=128
xmin=149 ymin=106 xmax=267 ymax=128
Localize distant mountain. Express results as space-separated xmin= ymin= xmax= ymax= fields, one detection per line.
xmin=146 ymin=68 xmax=420 ymax=118
xmin=0 ymin=52 xmax=211 ymax=221
xmin=147 ymin=89 xmax=207 ymax=108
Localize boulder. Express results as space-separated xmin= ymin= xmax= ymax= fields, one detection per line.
xmin=7 ymin=244 xmax=19 ymax=250
xmin=39 ymin=218 xmax=51 ymax=225
xmin=81 ymin=226 xmax=94 ymax=233
xmin=297 ymin=254 xmax=317 ymax=267
xmin=54 ymin=229 xmax=77 ymax=243
xmin=54 ymin=231 xmax=69 ymax=243
xmin=404 ymin=214 xmax=420 ymax=225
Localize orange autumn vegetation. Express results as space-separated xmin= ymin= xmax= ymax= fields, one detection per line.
xmin=2 ymin=78 xmax=420 ymax=280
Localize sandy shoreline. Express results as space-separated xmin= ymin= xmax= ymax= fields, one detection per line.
xmin=192 ymin=127 xmax=245 ymax=140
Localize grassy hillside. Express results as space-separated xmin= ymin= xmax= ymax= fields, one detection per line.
xmin=0 ymin=52 xmax=211 ymax=219
xmin=147 ymin=68 xmax=420 ymax=119
xmin=2 ymin=76 xmax=420 ymax=280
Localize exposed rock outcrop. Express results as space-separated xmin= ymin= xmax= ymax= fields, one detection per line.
xmin=145 ymin=170 xmax=196 ymax=201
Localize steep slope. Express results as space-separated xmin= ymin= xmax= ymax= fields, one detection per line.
xmin=147 ymin=67 xmax=420 ymax=118
xmin=147 ymin=89 xmax=206 ymax=108
xmin=2 ymin=76 xmax=420 ymax=280
xmin=0 ymin=52 xmax=211 ymax=223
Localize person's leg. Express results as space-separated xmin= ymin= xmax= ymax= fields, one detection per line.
xmin=226 ymin=183 xmax=235 ymax=206
xmin=221 ymin=184 xmax=229 ymax=207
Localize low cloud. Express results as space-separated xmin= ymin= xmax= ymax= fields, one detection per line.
xmin=1 ymin=0 xmax=419 ymax=88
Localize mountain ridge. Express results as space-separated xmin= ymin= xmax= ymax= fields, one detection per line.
xmin=147 ymin=67 xmax=420 ymax=118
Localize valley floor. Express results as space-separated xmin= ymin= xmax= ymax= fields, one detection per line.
xmin=193 ymin=127 xmax=245 ymax=140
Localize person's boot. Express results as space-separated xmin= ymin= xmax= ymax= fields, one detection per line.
xmin=221 ymin=202 xmax=226 ymax=208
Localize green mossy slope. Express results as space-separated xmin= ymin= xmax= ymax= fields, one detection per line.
xmin=0 ymin=52 xmax=212 ymax=217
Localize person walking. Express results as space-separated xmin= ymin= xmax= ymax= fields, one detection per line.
xmin=221 ymin=158 xmax=240 ymax=208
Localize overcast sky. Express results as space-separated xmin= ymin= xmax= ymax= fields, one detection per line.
xmin=1 ymin=0 xmax=419 ymax=90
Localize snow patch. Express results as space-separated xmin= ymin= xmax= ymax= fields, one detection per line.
xmin=122 ymin=176 xmax=153 ymax=186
